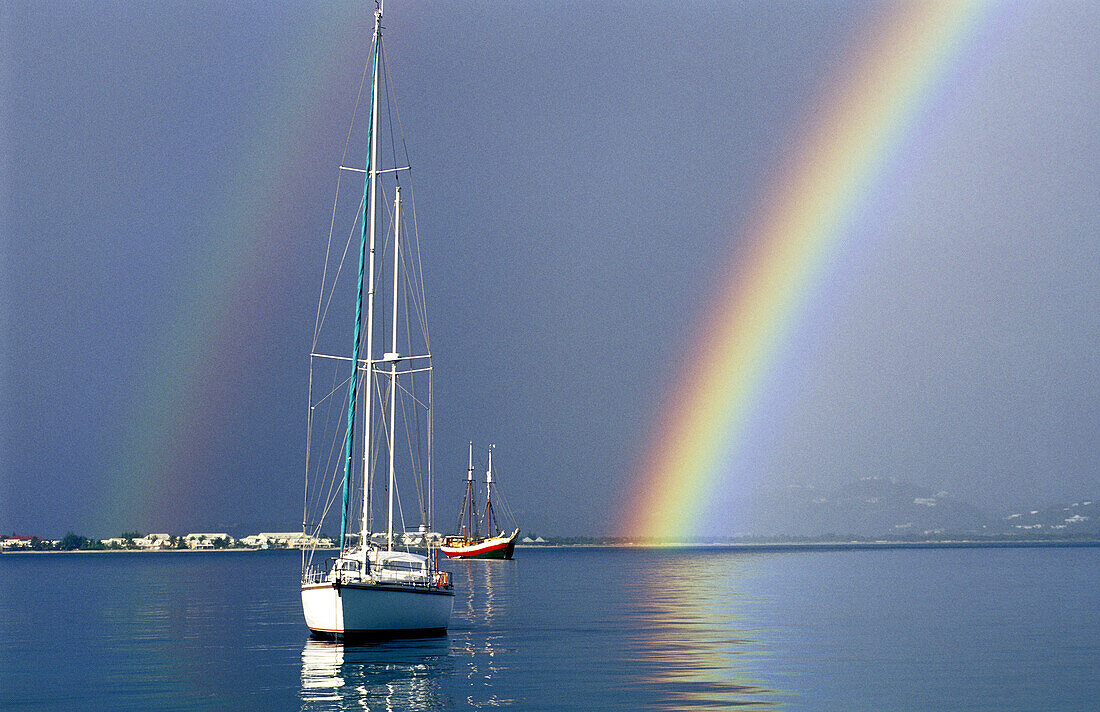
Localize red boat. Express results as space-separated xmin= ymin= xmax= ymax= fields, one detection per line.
xmin=440 ymin=529 xmax=519 ymax=559
xmin=441 ymin=444 xmax=519 ymax=559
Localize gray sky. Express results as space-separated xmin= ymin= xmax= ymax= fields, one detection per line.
xmin=2 ymin=1 xmax=1097 ymax=538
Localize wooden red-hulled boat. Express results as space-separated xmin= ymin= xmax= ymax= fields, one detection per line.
xmin=441 ymin=444 xmax=519 ymax=559
xmin=440 ymin=530 xmax=519 ymax=559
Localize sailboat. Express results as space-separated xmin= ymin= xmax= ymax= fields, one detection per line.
xmin=441 ymin=444 xmax=520 ymax=559
xmin=299 ymin=2 xmax=453 ymax=638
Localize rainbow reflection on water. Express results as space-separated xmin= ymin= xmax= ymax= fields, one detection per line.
xmin=624 ymin=551 xmax=781 ymax=708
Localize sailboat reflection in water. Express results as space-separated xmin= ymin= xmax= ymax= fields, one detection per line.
xmin=300 ymin=638 xmax=453 ymax=712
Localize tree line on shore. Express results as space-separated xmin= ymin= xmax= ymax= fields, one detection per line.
xmin=9 ymin=532 xmax=233 ymax=551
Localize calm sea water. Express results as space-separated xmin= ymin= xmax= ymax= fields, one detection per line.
xmin=1 ymin=545 xmax=1097 ymax=711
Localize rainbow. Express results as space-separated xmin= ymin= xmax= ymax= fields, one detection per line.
xmin=622 ymin=1 xmax=997 ymax=539
xmin=97 ymin=10 xmax=365 ymax=530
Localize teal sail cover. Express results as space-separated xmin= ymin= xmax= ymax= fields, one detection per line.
xmin=339 ymin=30 xmax=381 ymax=553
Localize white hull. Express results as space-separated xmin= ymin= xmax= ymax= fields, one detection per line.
xmin=301 ymin=582 xmax=454 ymax=638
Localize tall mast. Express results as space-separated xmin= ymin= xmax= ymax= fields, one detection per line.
xmin=485 ymin=444 xmax=494 ymax=537
xmin=358 ymin=4 xmax=385 ymax=556
xmin=385 ymin=188 xmax=402 ymax=550
xmin=339 ymin=5 xmax=383 ymax=554
xmin=358 ymin=5 xmax=385 ymax=552
xmin=466 ymin=441 xmax=474 ymax=542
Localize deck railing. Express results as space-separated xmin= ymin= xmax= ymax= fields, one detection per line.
xmin=302 ymin=565 xmax=328 ymax=584
xmin=301 ymin=562 xmax=453 ymax=589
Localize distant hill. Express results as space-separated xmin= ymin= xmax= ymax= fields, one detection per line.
xmin=739 ymin=477 xmax=1098 ymax=539
xmin=742 ymin=477 xmax=987 ymax=538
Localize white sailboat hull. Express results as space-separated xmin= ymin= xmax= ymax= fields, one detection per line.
xmin=301 ymin=582 xmax=454 ymax=638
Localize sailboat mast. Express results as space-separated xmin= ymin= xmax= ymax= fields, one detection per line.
xmin=339 ymin=6 xmax=383 ymax=554
xmin=385 ymin=188 xmax=402 ymax=550
xmin=466 ymin=441 xmax=474 ymax=542
xmin=486 ymin=444 xmax=494 ymax=536
xmin=357 ymin=5 xmax=384 ymax=552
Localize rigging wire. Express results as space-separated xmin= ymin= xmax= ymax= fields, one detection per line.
xmin=314 ymin=369 xmax=352 ymax=534
xmin=316 ymin=193 xmax=365 ymax=347
xmin=377 ymin=31 xmax=429 ymax=350
xmin=380 ymin=43 xmax=401 ymax=189
xmin=313 ymin=45 xmax=372 ymax=351
xmin=399 ymin=377 xmax=426 ymax=525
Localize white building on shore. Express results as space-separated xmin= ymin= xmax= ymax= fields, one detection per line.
xmin=1 ymin=535 xmax=35 ymax=550
xmin=239 ymin=532 xmax=331 ymax=549
xmin=184 ymin=533 xmax=233 ymax=549
xmin=135 ymin=533 xmax=172 ymax=549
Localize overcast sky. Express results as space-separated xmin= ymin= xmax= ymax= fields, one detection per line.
xmin=2 ymin=1 xmax=1097 ymax=538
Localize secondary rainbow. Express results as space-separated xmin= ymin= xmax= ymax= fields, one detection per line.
xmin=97 ymin=12 xmax=364 ymax=530
xmin=622 ymin=1 xmax=993 ymax=539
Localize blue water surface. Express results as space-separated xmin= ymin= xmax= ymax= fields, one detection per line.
xmin=1 ymin=545 xmax=1097 ymax=711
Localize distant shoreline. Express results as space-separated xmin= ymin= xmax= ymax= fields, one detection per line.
xmin=0 ymin=547 xmax=292 ymax=555
xmin=5 ymin=539 xmax=1098 ymax=555
xmin=544 ymin=539 xmax=1100 ymax=551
